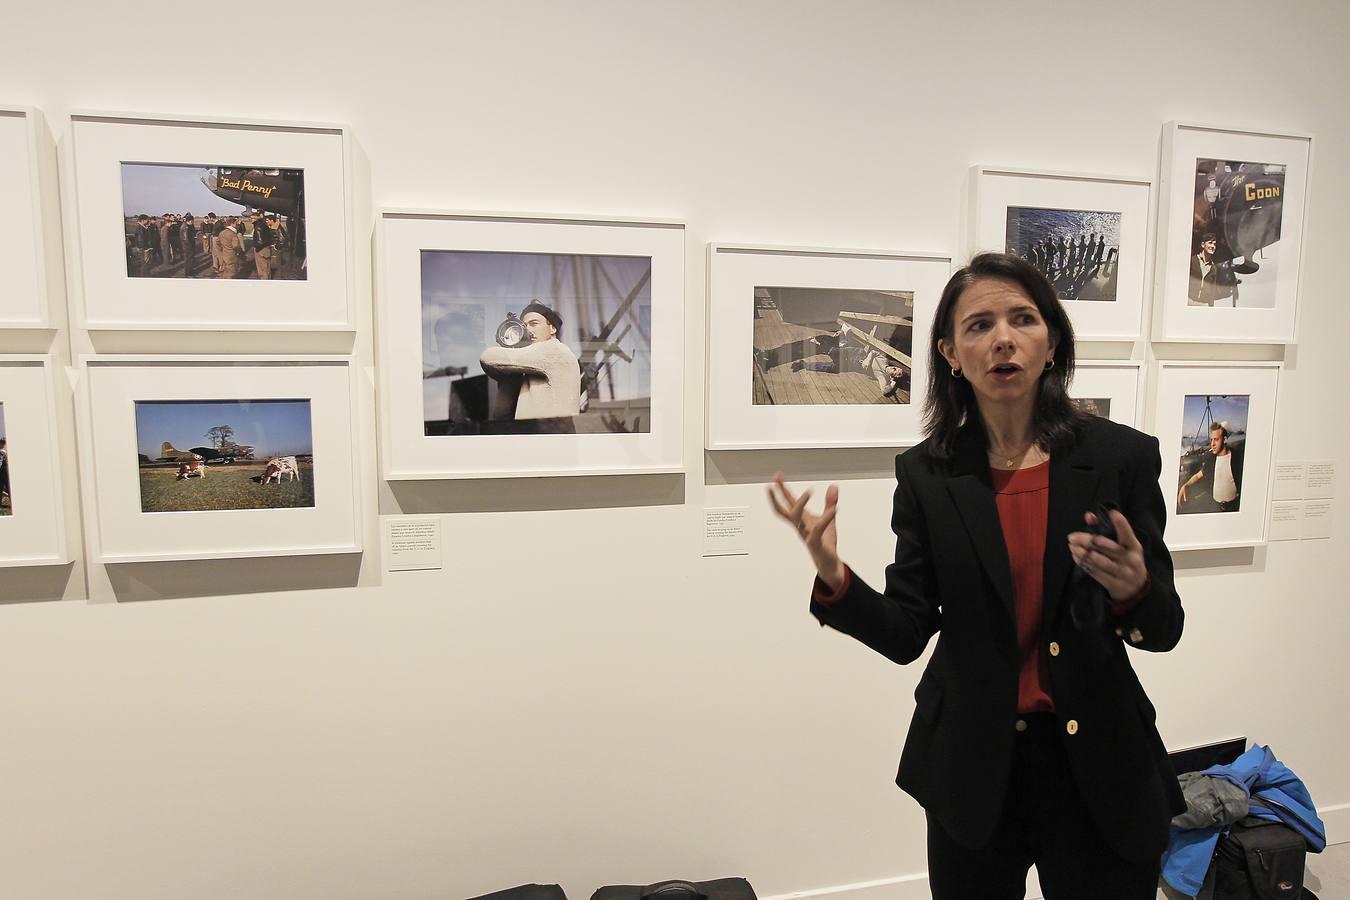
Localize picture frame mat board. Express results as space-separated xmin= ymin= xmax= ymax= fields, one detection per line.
xmin=1150 ymin=360 xmax=1280 ymax=551
xmin=80 ymin=355 xmax=363 ymax=563
xmin=706 ymin=243 xmax=951 ymax=451
xmin=970 ymin=165 xmax=1152 ymax=341
xmin=0 ymin=356 xmax=72 ymax=567
xmin=65 ymin=111 xmax=354 ymax=331
xmin=377 ymin=209 xmax=685 ymax=479
xmin=1154 ymin=121 xmax=1312 ymax=343
xmin=1068 ymin=360 xmax=1144 ymax=430
xmin=0 ymin=107 xmax=51 ymax=328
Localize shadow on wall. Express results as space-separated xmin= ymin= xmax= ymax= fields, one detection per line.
xmin=0 ymin=562 xmax=79 ymax=605
xmin=1170 ymin=545 xmax=1260 ymax=574
xmin=706 ymin=446 xmax=906 ymax=487
xmin=385 ymin=473 xmax=686 ymax=515
xmin=104 ymin=552 xmax=363 ymax=603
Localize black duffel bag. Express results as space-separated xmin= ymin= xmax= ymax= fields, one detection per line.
xmin=591 ymin=878 xmax=756 ymax=900
xmin=469 ymin=885 xmax=568 ymax=900
xmin=1213 ymin=816 xmax=1318 ymax=900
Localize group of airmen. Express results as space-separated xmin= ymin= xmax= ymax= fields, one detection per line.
xmin=1025 ymin=232 xmax=1117 ymax=276
xmin=125 ymin=211 xmax=293 ymax=279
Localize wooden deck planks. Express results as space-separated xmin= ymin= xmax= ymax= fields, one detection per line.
xmin=752 ymin=362 xmax=772 ymax=404
xmin=758 ymin=365 xmax=909 ymax=406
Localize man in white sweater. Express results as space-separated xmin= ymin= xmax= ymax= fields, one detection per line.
xmin=479 ymin=301 xmax=582 ymax=423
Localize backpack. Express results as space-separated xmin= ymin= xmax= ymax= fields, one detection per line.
xmin=1212 ymin=816 xmax=1318 ymax=900
xmin=590 ymin=878 xmax=757 ymax=900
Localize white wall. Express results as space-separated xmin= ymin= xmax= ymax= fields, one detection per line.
xmin=2 ymin=2 xmax=1348 ymax=898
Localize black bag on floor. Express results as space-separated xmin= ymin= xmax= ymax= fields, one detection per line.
xmin=590 ymin=878 xmax=756 ymax=900
xmin=469 ymin=885 xmax=568 ymax=900
xmin=1212 ymin=816 xmax=1317 ymax=899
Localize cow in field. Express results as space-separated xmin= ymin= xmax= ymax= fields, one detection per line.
xmin=262 ymin=456 xmax=299 ymax=484
xmin=176 ymin=460 xmax=207 ymax=480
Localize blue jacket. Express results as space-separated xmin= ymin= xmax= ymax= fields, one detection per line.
xmin=1161 ymin=744 xmax=1325 ymax=895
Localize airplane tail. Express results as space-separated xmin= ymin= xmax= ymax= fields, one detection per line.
xmin=161 ymin=441 xmax=179 ymax=456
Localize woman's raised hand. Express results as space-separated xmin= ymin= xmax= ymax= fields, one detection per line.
xmin=1067 ymin=508 xmax=1149 ymax=602
xmin=767 ymin=473 xmax=847 ymax=591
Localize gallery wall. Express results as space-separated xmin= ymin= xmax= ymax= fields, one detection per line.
xmin=1 ymin=1 xmax=1349 ymax=898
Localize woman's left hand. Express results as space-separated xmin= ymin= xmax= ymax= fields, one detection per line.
xmin=1067 ymin=509 xmax=1148 ymax=602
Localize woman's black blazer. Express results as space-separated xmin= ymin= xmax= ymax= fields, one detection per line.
xmin=810 ymin=416 xmax=1185 ymax=862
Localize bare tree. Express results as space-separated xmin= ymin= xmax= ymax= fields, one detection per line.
xmin=206 ymin=425 xmax=235 ymax=449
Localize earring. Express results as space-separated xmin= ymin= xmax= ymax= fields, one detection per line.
xmin=1044 ymin=359 xmax=1055 ymax=371
xmin=951 ymin=367 xmax=963 ymax=379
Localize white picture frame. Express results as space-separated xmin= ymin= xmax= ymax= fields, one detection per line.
xmin=0 ymin=107 xmax=56 ymax=329
xmin=969 ymin=165 xmax=1152 ymax=341
xmin=78 ymin=356 xmax=363 ymax=563
xmin=377 ymin=209 xmax=685 ymax=479
xmin=0 ymin=356 xmax=72 ymax=567
xmin=1068 ymin=359 xmax=1144 ymax=429
xmin=1154 ymin=121 xmax=1312 ymax=343
xmin=63 ymin=111 xmax=355 ymax=332
xmin=1151 ymin=361 xmax=1280 ymax=551
xmin=706 ymin=243 xmax=950 ymax=451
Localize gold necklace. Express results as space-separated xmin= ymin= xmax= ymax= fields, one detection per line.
xmin=989 ymin=443 xmax=1041 ymax=469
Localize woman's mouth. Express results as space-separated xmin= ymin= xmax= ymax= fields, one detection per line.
xmin=990 ymin=363 xmax=1022 ymax=381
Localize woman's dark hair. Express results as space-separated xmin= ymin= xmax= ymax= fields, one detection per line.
xmin=922 ymin=252 xmax=1087 ymax=461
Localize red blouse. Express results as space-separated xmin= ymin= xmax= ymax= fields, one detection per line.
xmin=991 ymin=460 xmax=1054 ymax=713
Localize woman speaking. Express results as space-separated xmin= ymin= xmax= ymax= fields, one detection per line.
xmin=769 ymin=253 xmax=1184 ymax=899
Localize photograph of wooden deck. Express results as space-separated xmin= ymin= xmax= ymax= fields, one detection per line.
xmin=751 ymin=287 xmax=914 ymax=406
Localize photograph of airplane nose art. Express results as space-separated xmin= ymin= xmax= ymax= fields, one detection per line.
xmin=0 ymin=403 xmax=11 ymax=516
xmin=421 ymin=250 xmax=652 ymax=436
xmin=119 ymin=163 xmax=307 ymax=281
xmin=134 ymin=399 xmax=315 ymax=513
xmin=1189 ymin=159 xmax=1285 ymax=309
xmin=752 ymin=287 xmax=914 ymax=406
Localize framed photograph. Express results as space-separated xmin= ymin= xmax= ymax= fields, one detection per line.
xmin=970 ymin=165 xmax=1152 ymax=340
xmin=1151 ymin=361 xmax=1280 ymax=550
xmin=64 ymin=111 xmax=354 ymax=331
xmin=1154 ymin=122 xmax=1312 ymax=342
xmin=0 ymin=107 xmax=57 ymax=329
xmin=118 ymin=163 xmax=307 ymax=281
xmin=1068 ymin=360 xmax=1144 ymax=429
xmin=0 ymin=357 xmax=72 ymax=567
xmin=377 ymin=209 xmax=685 ymax=479
xmin=706 ymin=243 xmax=950 ymax=450
xmin=79 ymin=356 xmax=362 ymax=563
xmin=132 ymin=399 xmax=316 ymax=513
